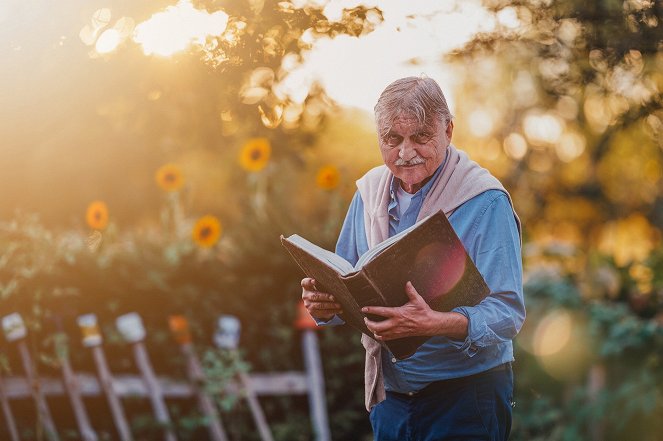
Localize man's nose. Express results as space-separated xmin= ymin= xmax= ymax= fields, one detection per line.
xmin=399 ymin=141 xmax=417 ymax=161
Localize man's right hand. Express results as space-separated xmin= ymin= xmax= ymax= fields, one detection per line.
xmin=301 ymin=277 xmax=343 ymax=321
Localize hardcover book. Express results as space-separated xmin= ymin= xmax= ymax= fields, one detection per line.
xmin=281 ymin=210 xmax=490 ymax=359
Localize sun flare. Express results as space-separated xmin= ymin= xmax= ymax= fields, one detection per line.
xmin=133 ymin=0 xmax=229 ymax=57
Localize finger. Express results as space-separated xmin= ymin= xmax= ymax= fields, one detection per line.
xmin=361 ymin=306 xmax=396 ymax=317
xmin=301 ymin=278 xmax=316 ymax=290
xmin=303 ymin=291 xmax=336 ymax=304
xmin=305 ymin=292 xmax=336 ymax=303
xmin=364 ymin=317 xmax=377 ymax=334
xmin=405 ymin=281 xmax=423 ymax=302
xmin=364 ymin=317 xmax=393 ymax=334
xmin=308 ymin=302 xmax=343 ymax=311
xmin=376 ymin=332 xmax=398 ymax=341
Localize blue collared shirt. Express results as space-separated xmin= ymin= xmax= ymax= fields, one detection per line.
xmin=331 ymin=166 xmax=525 ymax=394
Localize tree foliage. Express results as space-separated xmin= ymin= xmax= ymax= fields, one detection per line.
xmin=450 ymin=1 xmax=663 ymax=439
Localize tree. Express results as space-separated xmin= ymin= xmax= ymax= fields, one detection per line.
xmin=447 ymin=1 xmax=663 ymax=439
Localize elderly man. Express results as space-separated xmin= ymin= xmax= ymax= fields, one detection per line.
xmin=301 ymin=77 xmax=525 ymax=441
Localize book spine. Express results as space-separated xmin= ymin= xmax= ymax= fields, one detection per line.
xmin=342 ymin=272 xmax=386 ymax=322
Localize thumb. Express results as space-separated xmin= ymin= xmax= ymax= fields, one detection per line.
xmin=405 ymin=281 xmax=423 ymax=303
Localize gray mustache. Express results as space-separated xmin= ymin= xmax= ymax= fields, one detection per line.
xmin=394 ymin=157 xmax=425 ymax=166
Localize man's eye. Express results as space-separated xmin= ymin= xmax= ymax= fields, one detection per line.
xmin=413 ymin=133 xmax=431 ymax=144
xmin=385 ymin=135 xmax=402 ymax=146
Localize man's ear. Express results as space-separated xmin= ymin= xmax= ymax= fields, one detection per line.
xmin=446 ymin=120 xmax=454 ymax=140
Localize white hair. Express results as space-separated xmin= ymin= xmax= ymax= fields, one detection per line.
xmin=374 ymin=76 xmax=453 ymax=139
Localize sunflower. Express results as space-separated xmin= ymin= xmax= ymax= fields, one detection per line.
xmin=316 ymin=165 xmax=340 ymax=190
xmin=239 ymin=138 xmax=271 ymax=172
xmin=192 ymin=215 xmax=222 ymax=248
xmin=86 ymin=201 xmax=109 ymax=230
xmin=155 ymin=163 xmax=185 ymax=192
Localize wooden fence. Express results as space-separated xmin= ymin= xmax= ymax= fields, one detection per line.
xmin=0 ymin=309 xmax=330 ymax=441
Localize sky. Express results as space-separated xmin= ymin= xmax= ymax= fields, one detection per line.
xmin=291 ymin=0 xmax=495 ymax=111
xmin=0 ymin=0 xmax=512 ymax=115
xmin=80 ymin=0 xmax=498 ymax=113
xmin=118 ymin=0 xmax=497 ymax=111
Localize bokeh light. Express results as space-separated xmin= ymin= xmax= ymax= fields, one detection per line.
xmin=555 ymin=132 xmax=586 ymax=162
xmin=533 ymin=309 xmax=572 ymax=357
xmin=468 ymin=109 xmax=494 ymax=138
xmin=503 ymin=133 xmax=528 ymax=160
xmin=95 ymin=29 xmax=121 ymax=54
xmin=523 ymin=112 xmax=565 ymax=146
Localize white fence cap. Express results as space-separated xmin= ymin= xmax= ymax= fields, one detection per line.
xmin=214 ymin=315 xmax=241 ymax=350
xmin=116 ymin=312 xmax=146 ymax=343
xmin=77 ymin=313 xmax=103 ymax=347
xmin=2 ymin=313 xmax=26 ymax=342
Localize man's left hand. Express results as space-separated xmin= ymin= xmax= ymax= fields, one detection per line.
xmin=362 ymin=281 xmax=468 ymax=341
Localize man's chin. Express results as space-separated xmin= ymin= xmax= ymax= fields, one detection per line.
xmin=396 ymin=168 xmax=425 ymax=180
xmin=397 ymin=174 xmax=430 ymax=192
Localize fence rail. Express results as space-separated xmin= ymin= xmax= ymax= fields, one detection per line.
xmin=0 ymin=310 xmax=330 ymax=441
xmin=0 ymin=372 xmax=309 ymax=399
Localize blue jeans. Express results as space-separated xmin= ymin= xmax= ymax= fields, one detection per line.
xmin=370 ymin=364 xmax=513 ymax=441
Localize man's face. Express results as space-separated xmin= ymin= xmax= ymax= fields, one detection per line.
xmin=378 ymin=114 xmax=454 ymax=193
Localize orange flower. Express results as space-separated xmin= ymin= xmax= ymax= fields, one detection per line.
xmin=192 ymin=215 xmax=222 ymax=248
xmin=316 ymin=165 xmax=340 ymax=190
xmin=239 ymin=138 xmax=271 ymax=172
xmin=86 ymin=201 xmax=109 ymax=230
xmin=155 ymin=163 xmax=185 ymax=192
xmin=168 ymin=315 xmax=192 ymax=345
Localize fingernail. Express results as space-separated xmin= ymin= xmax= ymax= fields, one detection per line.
xmin=361 ymin=307 xmax=368 ymax=313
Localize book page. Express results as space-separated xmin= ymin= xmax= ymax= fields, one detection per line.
xmin=354 ymin=213 xmax=433 ymax=269
xmin=284 ymin=235 xmax=354 ymax=274
xmin=281 ymin=235 xmax=372 ymax=335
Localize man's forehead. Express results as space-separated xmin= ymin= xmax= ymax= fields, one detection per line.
xmin=392 ymin=115 xmax=419 ymax=125
xmin=388 ymin=114 xmax=437 ymax=131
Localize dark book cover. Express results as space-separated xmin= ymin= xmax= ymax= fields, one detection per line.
xmin=281 ymin=210 xmax=490 ymax=359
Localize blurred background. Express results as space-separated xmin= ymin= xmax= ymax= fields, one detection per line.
xmin=1 ymin=0 xmax=662 ymax=439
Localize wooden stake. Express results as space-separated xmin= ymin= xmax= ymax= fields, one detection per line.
xmin=588 ymin=363 xmax=606 ymax=441
xmin=181 ymin=343 xmax=229 ymax=441
xmin=302 ymin=330 xmax=331 ymax=441
xmin=91 ymin=346 xmax=133 ymax=441
xmin=169 ymin=315 xmax=228 ymax=441
xmin=58 ymin=345 xmax=98 ymax=441
xmin=238 ymin=371 xmax=274 ymax=441
xmin=214 ymin=315 xmax=273 ymax=441
xmin=117 ymin=312 xmax=176 ymax=441
xmin=78 ymin=314 xmax=133 ymax=441
xmin=18 ymin=340 xmax=60 ymax=441
xmin=0 ymin=373 xmax=19 ymax=441
xmin=132 ymin=342 xmax=177 ymax=441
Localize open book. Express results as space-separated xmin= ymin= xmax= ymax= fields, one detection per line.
xmin=281 ymin=210 xmax=490 ymax=359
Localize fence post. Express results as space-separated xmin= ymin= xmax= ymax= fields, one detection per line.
xmin=2 ymin=313 xmax=60 ymax=441
xmin=78 ymin=314 xmax=134 ymax=441
xmin=55 ymin=328 xmax=98 ymax=441
xmin=295 ymin=302 xmax=331 ymax=441
xmin=117 ymin=313 xmax=177 ymax=441
xmin=215 ymin=315 xmax=274 ymax=441
xmin=588 ymin=363 xmax=606 ymax=441
xmin=0 ymin=371 xmax=20 ymax=441
xmin=168 ymin=315 xmax=228 ymax=441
